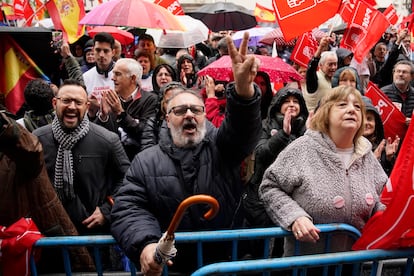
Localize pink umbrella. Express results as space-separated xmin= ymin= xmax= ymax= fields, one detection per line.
xmin=79 ymin=0 xmax=185 ymax=31
xmin=197 ymin=55 xmax=303 ymax=83
xmin=259 ymin=28 xmax=327 ymax=46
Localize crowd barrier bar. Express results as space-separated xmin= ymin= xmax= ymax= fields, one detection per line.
xmin=30 ymin=223 xmax=361 ymax=276
xmin=191 ymin=248 xmax=414 ymax=276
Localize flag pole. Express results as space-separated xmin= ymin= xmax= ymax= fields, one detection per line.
xmin=327 ymin=15 xmax=342 ymax=36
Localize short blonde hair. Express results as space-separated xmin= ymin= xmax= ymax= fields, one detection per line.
xmin=310 ymin=85 xmax=366 ymax=143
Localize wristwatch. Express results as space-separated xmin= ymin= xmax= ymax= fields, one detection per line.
xmin=116 ymin=111 xmax=127 ymax=123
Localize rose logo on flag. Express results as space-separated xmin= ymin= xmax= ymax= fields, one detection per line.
xmin=303 ymin=46 xmax=313 ymax=59
xmin=287 ymin=0 xmax=306 ymax=8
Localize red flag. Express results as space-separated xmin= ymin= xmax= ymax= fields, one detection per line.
xmin=340 ymin=1 xmax=390 ymax=63
xmin=400 ymin=13 xmax=414 ymax=34
xmin=364 ymin=0 xmax=377 ymax=7
xmin=13 ymin=0 xmax=35 ymax=26
xmin=365 ymin=82 xmax=407 ymax=140
xmin=0 ymin=34 xmax=50 ymax=114
xmin=352 ymin=112 xmax=414 ymax=250
xmin=383 ymin=4 xmax=398 ymax=25
xmin=338 ymin=1 xmax=353 ymax=23
xmin=254 ymin=3 xmax=276 ymax=23
xmin=290 ymin=31 xmax=319 ymax=68
xmin=272 ymin=0 xmax=342 ymax=41
xmin=0 ymin=218 xmax=43 ymax=276
xmin=46 ymin=0 xmax=85 ymax=44
xmin=154 ymin=0 xmax=184 ymax=15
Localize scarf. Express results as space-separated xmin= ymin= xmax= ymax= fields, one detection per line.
xmin=52 ymin=115 xmax=90 ymax=201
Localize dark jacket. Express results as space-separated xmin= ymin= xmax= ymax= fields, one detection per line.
xmin=381 ymin=83 xmax=414 ymax=118
xmin=95 ymin=89 xmax=159 ymax=160
xmin=111 ymin=83 xmax=262 ymax=271
xmin=243 ymin=87 xmax=308 ymax=227
xmin=33 ymin=122 xmax=130 ymax=234
xmin=371 ymin=43 xmax=408 ymax=88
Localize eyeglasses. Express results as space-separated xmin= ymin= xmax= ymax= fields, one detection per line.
xmin=395 ymin=69 xmax=411 ymax=75
xmin=168 ymin=104 xmax=205 ymax=116
xmin=56 ymin=97 xmax=86 ymax=106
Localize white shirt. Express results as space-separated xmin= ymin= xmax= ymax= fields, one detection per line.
xmin=83 ymin=66 xmax=114 ymax=102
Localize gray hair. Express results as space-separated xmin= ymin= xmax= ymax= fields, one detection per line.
xmin=393 ymin=60 xmax=414 ymax=74
xmin=319 ymin=51 xmax=337 ymax=66
xmin=115 ymin=58 xmax=143 ymax=86
xmin=166 ymin=89 xmax=204 ymax=113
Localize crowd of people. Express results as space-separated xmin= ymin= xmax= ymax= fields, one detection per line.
xmin=0 ymin=24 xmax=413 ymax=275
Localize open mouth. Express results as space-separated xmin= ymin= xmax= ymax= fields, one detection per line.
xmin=183 ymin=122 xmax=197 ymax=133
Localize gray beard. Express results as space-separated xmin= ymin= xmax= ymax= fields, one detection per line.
xmin=170 ymin=120 xmax=207 ymax=148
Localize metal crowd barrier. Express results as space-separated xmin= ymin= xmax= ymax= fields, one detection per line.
xmin=30 ymin=223 xmax=362 ymax=275
xmin=192 ymin=249 xmax=414 ymax=276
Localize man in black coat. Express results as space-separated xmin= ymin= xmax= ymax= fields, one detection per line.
xmin=110 ymin=33 xmax=262 ymax=275
xmin=381 ymin=60 xmax=414 ymax=126
xmin=33 ymin=79 xmax=130 ymax=235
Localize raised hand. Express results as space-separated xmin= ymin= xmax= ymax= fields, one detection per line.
xmin=226 ymin=32 xmax=259 ymax=99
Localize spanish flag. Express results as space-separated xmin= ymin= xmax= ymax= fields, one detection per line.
xmin=0 ymin=35 xmax=50 ymax=114
xmin=254 ymin=3 xmax=276 ymax=23
xmin=46 ymin=0 xmax=85 ymax=43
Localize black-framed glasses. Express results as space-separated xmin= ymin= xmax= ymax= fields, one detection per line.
xmin=56 ymin=97 xmax=86 ymax=106
xmin=168 ymin=104 xmax=205 ymax=116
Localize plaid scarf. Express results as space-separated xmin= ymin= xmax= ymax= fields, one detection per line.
xmin=52 ymin=115 xmax=89 ymax=201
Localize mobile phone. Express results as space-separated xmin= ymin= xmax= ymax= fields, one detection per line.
xmin=51 ymin=31 xmax=63 ymax=51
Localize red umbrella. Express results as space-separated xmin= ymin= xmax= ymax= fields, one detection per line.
xmin=79 ymin=0 xmax=185 ymax=31
xmin=88 ymin=26 xmax=134 ymax=45
xmin=197 ymin=55 xmax=303 ymax=83
xmin=259 ymin=28 xmax=327 ymax=46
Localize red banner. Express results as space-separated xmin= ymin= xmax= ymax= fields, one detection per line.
xmin=365 ymin=82 xmax=407 ymax=140
xmin=340 ymin=1 xmax=390 ymax=63
xmin=154 ymin=0 xmax=184 ymax=15
xmin=290 ymin=31 xmax=319 ymax=68
xmin=46 ymin=0 xmax=85 ymax=43
xmin=0 ymin=34 xmax=50 ymax=114
xmin=353 ymin=112 xmax=414 ymax=250
xmin=13 ymin=0 xmax=35 ymax=26
xmin=254 ymin=3 xmax=276 ymax=23
xmin=272 ymin=0 xmax=342 ymax=41
xmin=383 ymin=4 xmax=398 ymax=25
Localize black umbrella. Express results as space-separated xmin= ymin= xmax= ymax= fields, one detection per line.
xmin=187 ymin=2 xmax=257 ymax=32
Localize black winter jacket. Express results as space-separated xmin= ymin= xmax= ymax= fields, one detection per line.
xmin=381 ymin=83 xmax=414 ymax=118
xmin=111 ymin=84 xmax=262 ymax=271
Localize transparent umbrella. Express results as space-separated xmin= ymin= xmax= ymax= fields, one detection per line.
xmin=145 ymin=15 xmax=209 ymax=48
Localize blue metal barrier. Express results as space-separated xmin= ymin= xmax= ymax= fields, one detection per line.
xmin=30 ymin=223 xmax=361 ymax=275
xmin=191 ymin=248 xmax=414 ymax=276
